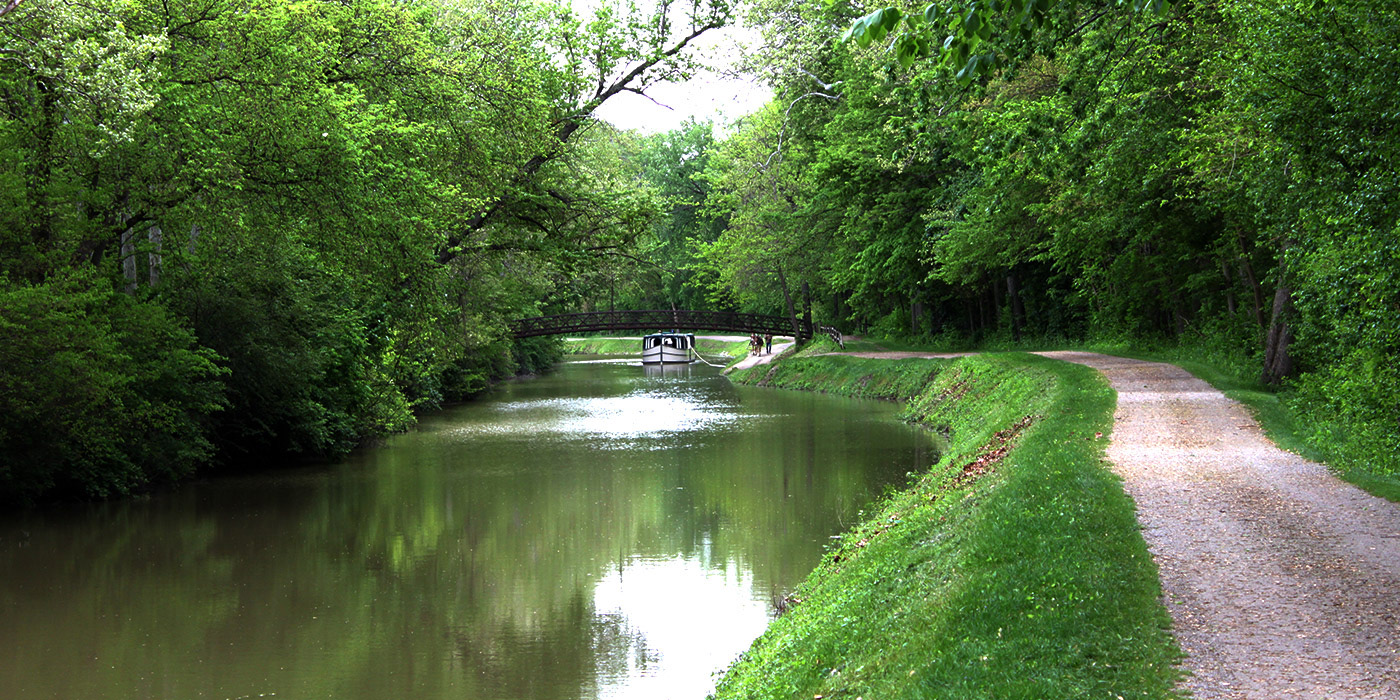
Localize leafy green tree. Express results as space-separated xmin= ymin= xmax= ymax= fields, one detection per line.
xmin=1207 ymin=0 xmax=1400 ymax=473
xmin=841 ymin=0 xmax=1175 ymax=81
xmin=612 ymin=120 xmax=728 ymax=310
xmin=0 ymin=271 xmax=223 ymax=503
xmin=697 ymin=102 xmax=823 ymax=330
xmin=0 ymin=0 xmax=737 ymax=502
xmin=433 ymin=0 xmax=731 ymax=267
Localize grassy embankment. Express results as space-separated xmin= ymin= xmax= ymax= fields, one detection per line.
xmin=842 ymin=334 xmax=1400 ymax=503
xmin=564 ymin=336 xmax=754 ymax=362
xmin=714 ymin=344 xmax=1183 ymax=699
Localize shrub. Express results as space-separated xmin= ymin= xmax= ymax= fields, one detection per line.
xmin=0 ymin=272 xmax=224 ymax=503
xmin=1291 ymin=347 xmax=1400 ymax=478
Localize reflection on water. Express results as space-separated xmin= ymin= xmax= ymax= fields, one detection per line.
xmin=0 ymin=357 xmax=934 ymax=700
xmin=467 ymin=391 xmax=737 ymax=446
xmin=590 ymin=553 xmax=769 ymax=700
xmin=642 ymin=363 xmax=693 ymax=378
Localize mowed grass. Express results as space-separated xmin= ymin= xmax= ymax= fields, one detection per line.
xmin=563 ymin=335 xmax=753 ymax=360
xmin=821 ymin=334 xmax=1400 ymax=503
xmin=734 ymin=344 xmax=947 ymax=401
xmin=719 ymin=353 xmax=1183 ymax=699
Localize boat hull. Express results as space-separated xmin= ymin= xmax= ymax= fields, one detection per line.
xmin=641 ymin=344 xmax=694 ymax=365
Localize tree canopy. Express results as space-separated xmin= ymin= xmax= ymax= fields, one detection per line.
xmin=4 ymin=0 xmax=1398 ymax=502
xmin=0 ymin=0 xmax=730 ymax=503
xmin=689 ymin=0 xmax=1400 ymax=482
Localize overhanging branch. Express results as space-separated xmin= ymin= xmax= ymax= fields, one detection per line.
xmin=434 ymin=18 xmax=723 ymax=267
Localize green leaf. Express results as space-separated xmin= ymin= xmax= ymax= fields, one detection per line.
xmin=877 ymin=7 xmax=904 ymax=32
xmin=965 ymin=8 xmax=983 ymax=35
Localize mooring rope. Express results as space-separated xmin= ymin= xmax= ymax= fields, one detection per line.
xmin=693 ymin=352 xmax=729 ymax=368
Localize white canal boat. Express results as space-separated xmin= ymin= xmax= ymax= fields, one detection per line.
xmin=641 ymin=332 xmax=697 ymax=365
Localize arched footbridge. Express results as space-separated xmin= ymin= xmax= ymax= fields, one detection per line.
xmin=510 ymin=309 xmax=842 ymax=346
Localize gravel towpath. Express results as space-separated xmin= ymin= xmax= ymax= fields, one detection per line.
xmin=1035 ymin=352 xmax=1400 ymax=699
xmin=725 ymin=341 xmax=794 ymax=372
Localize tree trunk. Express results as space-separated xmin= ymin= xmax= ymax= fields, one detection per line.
xmin=977 ymin=289 xmax=988 ymax=333
xmin=1236 ymin=228 xmax=1266 ymax=330
xmin=30 ymin=74 xmax=58 ymax=256
xmin=120 ymin=219 xmax=138 ymax=294
xmin=1262 ymin=281 xmax=1297 ymax=385
xmin=991 ymin=277 xmax=1003 ymax=329
xmin=1240 ymin=259 xmax=1265 ymax=331
xmin=801 ymin=280 xmax=812 ymax=342
xmin=147 ymin=225 xmax=163 ymax=287
xmin=776 ymin=266 xmax=799 ymax=339
xmin=911 ymin=299 xmax=924 ymax=336
xmin=1006 ymin=273 xmax=1024 ymax=343
xmin=1221 ymin=260 xmax=1237 ymax=316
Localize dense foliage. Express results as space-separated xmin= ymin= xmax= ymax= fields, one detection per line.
xmin=0 ymin=0 xmax=726 ymax=503
xmin=6 ymin=0 xmax=1396 ymax=501
xmin=689 ymin=0 xmax=1399 ymax=483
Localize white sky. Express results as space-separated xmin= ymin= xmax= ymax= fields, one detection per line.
xmin=579 ymin=5 xmax=772 ymax=134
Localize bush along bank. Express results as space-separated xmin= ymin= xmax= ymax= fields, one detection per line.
xmin=718 ymin=353 xmax=1183 ymax=699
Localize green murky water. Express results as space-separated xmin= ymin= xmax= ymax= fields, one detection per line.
xmin=0 ymin=357 xmax=934 ymax=700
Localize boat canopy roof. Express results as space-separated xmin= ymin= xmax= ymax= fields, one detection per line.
xmin=641 ymin=332 xmax=695 ymax=349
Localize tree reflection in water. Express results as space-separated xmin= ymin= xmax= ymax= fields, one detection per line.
xmin=0 ymin=358 xmax=934 ymax=700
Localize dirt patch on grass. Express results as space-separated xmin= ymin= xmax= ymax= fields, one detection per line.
xmin=1040 ymin=351 xmax=1400 ymax=699
xmin=944 ymin=414 xmax=1035 ymax=491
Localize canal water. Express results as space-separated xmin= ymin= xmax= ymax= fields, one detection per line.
xmin=0 ymin=357 xmax=935 ymax=700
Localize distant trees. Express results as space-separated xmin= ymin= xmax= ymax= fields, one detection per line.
xmin=0 ymin=0 xmax=729 ymax=504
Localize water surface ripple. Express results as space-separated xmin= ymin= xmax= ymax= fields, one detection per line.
xmin=0 ymin=357 xmax=934 ymax=700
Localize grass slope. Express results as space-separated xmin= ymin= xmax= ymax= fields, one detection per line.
xmin=732 ymin=350 xmax=946 ymax=402
xmin=850 ymin=334 xmax=1400 ymax=504
xmin=564 ymin=336 xmax=752 ymax=360
xmin=719 ymin=353 xmax=1182 ymax=699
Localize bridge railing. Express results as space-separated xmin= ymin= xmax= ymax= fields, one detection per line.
xmin=820 ymin=324 xmax=844 ymax=349
xmin=510 ymin=310 xmax=814 ymax=339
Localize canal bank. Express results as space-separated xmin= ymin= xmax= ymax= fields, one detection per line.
xmin=715 ymin=347 xmax=1184 ymax=699
xmin=563 ymin=335 xmax=753 ymax=360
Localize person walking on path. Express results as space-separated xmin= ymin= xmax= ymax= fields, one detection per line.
xmin=764 ymin=334 xmax=772 ymax=355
